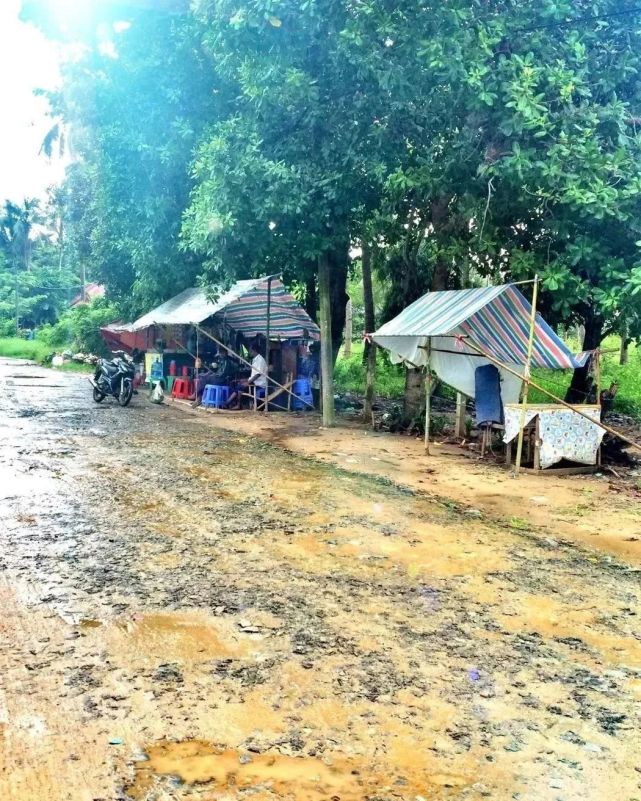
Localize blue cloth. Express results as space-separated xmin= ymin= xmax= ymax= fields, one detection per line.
xmin=475 ymin=364 xmax=503 ymax=425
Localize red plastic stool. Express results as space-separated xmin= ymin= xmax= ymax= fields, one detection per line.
xmin=171 ymin=378 xmax=192 ymax=400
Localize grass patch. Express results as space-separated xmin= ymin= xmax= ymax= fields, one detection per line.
xmin=57 ymin=361 xmax=94 ymax=374
xmin=0 ymin=337 xmax=93 ymax=373
xmin=334 ymin=342 xmax=405 ymax=398
xmin=0 ymin=337 xmax=51 ymax=362
xmin=530 ymin=336 xmax=641 ymax=417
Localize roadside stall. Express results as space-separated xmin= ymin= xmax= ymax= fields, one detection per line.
xmin=371 ymin=283 xmax=607 ymax=474
xmin=125 ymin=276 xmax=320 ymax=411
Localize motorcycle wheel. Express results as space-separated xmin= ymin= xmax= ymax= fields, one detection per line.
xmin=92 ymin=386 xmax=106 ymax=403
xmin=118 ymin=380 xmax=134 ymax=407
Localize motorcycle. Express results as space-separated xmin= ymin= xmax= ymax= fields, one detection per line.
xmin=89 ymin=351 xmax=135 ymax=407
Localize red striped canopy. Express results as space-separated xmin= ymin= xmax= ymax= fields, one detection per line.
xmin=130 ymin=277 xmax=319 ymax=340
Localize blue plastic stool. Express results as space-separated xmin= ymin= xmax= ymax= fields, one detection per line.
xmin=292 ymin=379 xmax=314 ymax=410
xmin=202 ymin=384 xmax=230 ymax=408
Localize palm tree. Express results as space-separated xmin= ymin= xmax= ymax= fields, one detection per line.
xmin=0 ymin=199 xmax=41 ymax=273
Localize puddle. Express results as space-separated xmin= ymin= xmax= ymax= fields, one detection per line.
xmin=127 ymin=741 xmax=363 ymax=800
xmin=80 ymin=618 xmax=103 ymax=629
xmin=103 ymin=612 xmax=252 ymax=665
xmin=127 ymin=739 xmax=469 ymax=800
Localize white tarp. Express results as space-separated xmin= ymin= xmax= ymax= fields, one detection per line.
xmin=375 ymin=334 xmax=523 ymax=403
xmin=130 ymin=283 xmax=258 ymax=330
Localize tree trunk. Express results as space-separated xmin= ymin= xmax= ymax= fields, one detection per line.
xmin=343 ymin=300 xmax=352 ymax=357
xmin=404 ymin=367 xmax=424 ymax=417
xmin=305 ymin=274 xmax=317 ymax=322
xmin=431 ymin=260 xmax=448 ymax=291
xmin=362 ymin=242 xmax=376 ymax=421
xmin=328 ymin=249 xmax=349 ymax=364
xmin=318 ymin=252 xmax=335 ymax=426
xmin=620 ymin=336 xmax=630 ymax=365
xmin=565 ymin=315 xmax=603 ymax=403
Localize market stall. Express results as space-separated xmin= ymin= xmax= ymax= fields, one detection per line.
xmin=122 ymin=275 xmax=320 ymax=410
xmin=371 ymin=282 xmax=604 ymax=472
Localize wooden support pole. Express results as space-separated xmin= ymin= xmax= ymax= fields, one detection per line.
xmin=424 ymin=338 xmax=432 ymax=455
xmin=514 ymin=276 xmax=539 ymax=476
xmin=318 ymin=252 xmax=335 ymax=427
xmin=265 ymin=277 xmax=272 ymax=415
xmin=362 ymin=241 xmax=377 ymax=423
xmin=461 ymin=337 xmax=641 ymax=454
xmin=455 ymin=393 xmax=467 ymax=439
xmin=343 ymin=299 xmax=353 ymax=357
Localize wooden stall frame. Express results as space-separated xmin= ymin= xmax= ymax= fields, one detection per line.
xmin=195 ymin=324 xmax=313 ymax=410
xmin=461 ymin=337 xmax=641 ymax=457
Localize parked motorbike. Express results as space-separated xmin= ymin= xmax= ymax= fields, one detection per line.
xmin=89 ymin=351 xmax=135 ymax=406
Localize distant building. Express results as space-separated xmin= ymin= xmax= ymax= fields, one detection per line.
xmin=70 ymin=283 xmax=106 ymax=307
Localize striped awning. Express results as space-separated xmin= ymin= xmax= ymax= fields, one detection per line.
xmin=373 ymin=285 xmax=588 ymax=369
xmin=131 ymin=277 xmax=319 ymax=340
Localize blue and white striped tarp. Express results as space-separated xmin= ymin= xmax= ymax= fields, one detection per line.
xmin=373 ymin=285 xmax=589 ymax=370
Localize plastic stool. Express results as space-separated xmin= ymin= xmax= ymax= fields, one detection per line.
xmin=292 ymin=378 xmax=313 ymax=410
xmin=171 ymin=378 xmax=192 ymax=400
xmin=202 ymin=384 xmax=230 ymax=409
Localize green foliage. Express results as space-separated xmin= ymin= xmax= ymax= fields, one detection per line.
xmin=38 ymin=298 xmax=120 ymax=354
xmin=0 ymin=337 xmax=51 ymax=362
xmin=334 ymin=342 xmax=404 ymax=399
xmin=27 ymin=0 xmax=641 ymax=405
xmin=43 ymin=11 xmax=218 ymax=317
xmin=531 ymin=339 xmax=641 ymax=417
xmin=346 ymin=262 xmax=388 ymax=339
xmin=0 ymin=198 xmax=79 ymax=333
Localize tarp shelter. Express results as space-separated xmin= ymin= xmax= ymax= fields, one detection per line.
xmin=129 ymin=276 xmax=320 ymax=340
xmin=372 ymin=284 xmax=588 ymax=404
xmin=100 ymin=322 xmax=149 ymax=354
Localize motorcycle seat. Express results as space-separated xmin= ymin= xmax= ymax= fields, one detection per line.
xmin=102 ymin=361 xmax=119 ymax=375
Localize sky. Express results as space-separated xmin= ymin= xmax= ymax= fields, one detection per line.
xmin=0 ymin=0 xmax=66 ymax=205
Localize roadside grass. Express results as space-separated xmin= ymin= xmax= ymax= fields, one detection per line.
xmin=334 ymin=342 xmax=405 ymax=398
xmin=336 ymin=336 xmax=641 ymax=418
xmin=0 ymin=337 xmax=93 ymax=373
xmin=0 ymin=337 xmax=50 ymax=362
xmin=531 ymin=337 xmax=641 ymax=416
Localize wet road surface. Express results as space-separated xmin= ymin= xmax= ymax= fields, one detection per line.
xmin=0 ymin=358 xmax=640 ymax=801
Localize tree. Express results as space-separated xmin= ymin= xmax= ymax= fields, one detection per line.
xmin=0 ymin=197 xmax=77 ymax=334
xmin=183 ymin=0 xmax=443 ymax=422
xmin=428 ymin=1 xmax=641 ymax=399
xmin=37 ymin=9 xmax=218 ymax=317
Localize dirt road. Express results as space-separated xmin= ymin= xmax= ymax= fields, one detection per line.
xmin=1 ymin=358 xmax=640 ymax=801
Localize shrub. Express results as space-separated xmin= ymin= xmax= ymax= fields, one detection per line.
xmin=37 ymin=298 xmax=120 ymax=355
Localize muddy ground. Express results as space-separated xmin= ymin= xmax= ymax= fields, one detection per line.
xmin=0 ymin=358 xmax=640 ymax=801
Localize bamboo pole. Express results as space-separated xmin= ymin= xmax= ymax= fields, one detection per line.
xmin=194 ymin=324 xmax=313 ymax=409
xmin=513 ymin=276 xmax=539 ymax=475
xmin=318 ymin=253 xmax=335 ymax=426
xmin=424 ymin=338 xmax=432 ymax=454
xmin=265 ymin=277 xmax=272 ymax=415
xmin=461 ymin=337 xmax=641 ymax=454
xmin=595 ymin=349 xmax=602 ymax=466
